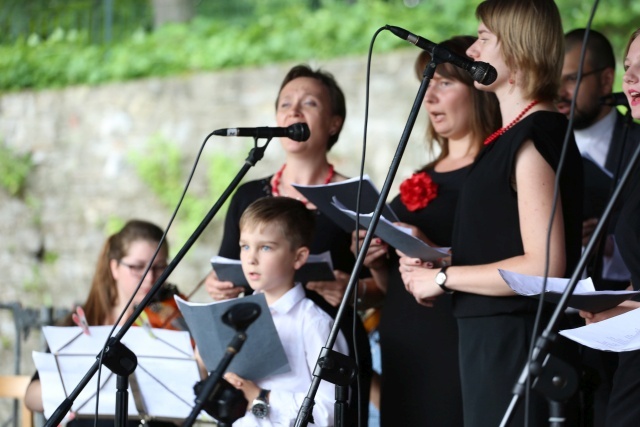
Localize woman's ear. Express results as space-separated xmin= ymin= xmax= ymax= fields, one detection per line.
xmin=110 ymin=259 xmax=120 ymax=281
xmin=293 ymin=246 xmax=310 ymax=270
xmin=329 ymin=115 xmax=344 ymax=137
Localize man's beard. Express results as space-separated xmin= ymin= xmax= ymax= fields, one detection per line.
xmin=572 ymin=101 xmax=603 ymax=130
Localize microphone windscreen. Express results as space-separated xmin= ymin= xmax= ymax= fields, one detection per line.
xmin=288 ymin=123 xmax=310 ymax=142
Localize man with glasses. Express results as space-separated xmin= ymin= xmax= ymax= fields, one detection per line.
xmin=557 ymin=28 xmax=640 ymax=427
xmin=557 ymin=28 xmax=640 ymax=289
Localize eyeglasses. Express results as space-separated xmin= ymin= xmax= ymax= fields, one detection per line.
xmin=561 ymin=67 xmax=607 ymax=86
xmin=118 ymin=260 xmax=167 ymax=278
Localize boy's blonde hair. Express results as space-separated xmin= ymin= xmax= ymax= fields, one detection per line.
xmin=239 ymin=197 xmax=315 ymax=250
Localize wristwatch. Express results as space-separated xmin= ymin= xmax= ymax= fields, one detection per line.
xmin=251 ymin=388 xmax=270 ymax=419
xmin=435 ymin=266 xmax=454 ymax=294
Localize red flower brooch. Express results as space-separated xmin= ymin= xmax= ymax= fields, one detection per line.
xmin=399 ymin=171 xmax=438 ymax=212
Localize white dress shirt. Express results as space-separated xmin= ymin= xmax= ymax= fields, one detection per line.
xmin=233 ymin=283 xmax=349 ymax=427
xmin=574 ymin=108 xmax=616 ymax=169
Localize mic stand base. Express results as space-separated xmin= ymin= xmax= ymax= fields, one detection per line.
xmin=297 ymin=347 xmax=357 ymax=427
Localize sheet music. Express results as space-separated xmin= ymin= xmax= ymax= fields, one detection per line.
xmin=332 ymin=198 xmax=450 ymax=261
xmin=560 ymin=307 xmax=640 ymax=352
xmin=292 ymin=175 xmax=399 ymax=232
xmin=176 ymin=293 xmax=290 ymax=381
xmin=211 ymin=251 xmax=335 ymax=285
xmin=33 ymin=326 xmax=200 ymax=421
xmin=498 ymin=269 xmax=640 ymax=312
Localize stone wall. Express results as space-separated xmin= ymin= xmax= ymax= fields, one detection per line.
xmin=0 ymin=50 xmax=432 ymax=385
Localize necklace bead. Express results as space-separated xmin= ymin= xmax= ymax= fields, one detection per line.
xmin=271 ymin=163 xmax=335 ymax=204
xmin=483 ymin=100 xmax=540 ymax=146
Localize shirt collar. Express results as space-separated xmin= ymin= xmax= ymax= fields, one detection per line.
xmin=574 ymin=108 xmax=617 ymax=167
xmin=269 ymin=282 xmax=305 ymax=315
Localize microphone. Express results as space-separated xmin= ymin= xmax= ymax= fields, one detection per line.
xmin=600 ymin=92 xmax=629 ymax=108
xmin=222 ymin=302 xmax=261 ymax=332
xmin=386 ymin=25 xmax=498 ymax=85
xmin=212 ymin=122 xmax=310 ymax=141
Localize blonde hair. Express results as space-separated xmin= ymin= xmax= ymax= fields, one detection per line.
xmin=240 ymin=197 xmax=315 ymax=251
xmin=476 ymin=0 xmax=564 ymax=102
xmin=625 ymin=28 xmax=640 ymax=59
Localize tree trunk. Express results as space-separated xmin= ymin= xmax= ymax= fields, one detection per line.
xmin=151 ymin=0 xmax=194 ymax=28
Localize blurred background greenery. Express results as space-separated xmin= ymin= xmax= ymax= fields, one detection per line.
xmin=1 ymin=0 xmax=639 ymax=92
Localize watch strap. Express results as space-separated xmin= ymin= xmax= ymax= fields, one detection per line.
xmin=436 ymin=265 xmax=454 ymax=294
xmin=258 ymin=388 xmax=270 ymax=402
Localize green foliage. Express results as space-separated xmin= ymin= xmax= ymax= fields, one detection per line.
xmin=129 ymin=133 xmax=239 ymax=242
xmin=0 ymin=0 xmax=638 ymax=92
xmin=0 ymin=142 xmax=34 ymax=197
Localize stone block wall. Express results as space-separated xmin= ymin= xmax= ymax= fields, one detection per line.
xmin=0 ymin=50 xmax=432 ymax=383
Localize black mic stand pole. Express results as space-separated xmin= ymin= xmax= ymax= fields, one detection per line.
xmin=500 ymin=137 xmax=640 ymax=427
xmin=44 ymin=137 xmax=275 ymax=427
xmin=294 ymin=56 xmax=441 ymax=427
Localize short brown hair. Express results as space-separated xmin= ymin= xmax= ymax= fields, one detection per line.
xmin=565 ymin=28 xmax=616 ymax=71
xmin=476 ymin=0 xmax=564 ymax=102
xmin=239 ymin=197 xmax=315 ymax=250
xmin=415 ymin=35 xmax=501 ymax=164
xmin=275 ymin=64 xmax=346 ymax=150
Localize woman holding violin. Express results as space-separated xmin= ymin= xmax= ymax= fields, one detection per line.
xmin=25 ymin=219 xmax=182 ymax=426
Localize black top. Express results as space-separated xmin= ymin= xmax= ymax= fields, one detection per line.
xmin=377 ymin=166 xmax=468 ymax=427
xmin=216 ymin=176 xmax=371 ymax=426
xmin=615 ymin=161 xmax=640 ymax=290
xmin=451 ymin=111 xmax=583 ymax=317
xmin=219 ymin=177 xmax=356 ymax=273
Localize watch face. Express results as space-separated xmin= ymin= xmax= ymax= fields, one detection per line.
xmin=251 ymin=402 xmax=269 ymax=419
xmin=435 ymin=272 xmax=446 ymax=285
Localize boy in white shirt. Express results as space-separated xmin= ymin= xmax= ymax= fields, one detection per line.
xmin=224 ymin=196 xmax=349 ymax=426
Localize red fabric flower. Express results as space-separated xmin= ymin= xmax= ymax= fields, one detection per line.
xmin=399 ymin=171 xmax=438 ymax=212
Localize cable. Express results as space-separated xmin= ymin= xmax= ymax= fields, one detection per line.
xmin=90 ymin=130 xmax=217 ymax=426
xmin=351 ymin=25 xmax=387 ymax=427
xmin=524 ymin=1 xmax=601 ymax=425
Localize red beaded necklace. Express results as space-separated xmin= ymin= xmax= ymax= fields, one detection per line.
xmin=271 ymin=163 xmax=335 ymax=202
xmin=483 ymin=99 xmax=539 ymax=146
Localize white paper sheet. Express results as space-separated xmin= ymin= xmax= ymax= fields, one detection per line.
xmin=560 ymin=308 xmax=640 ymax=352
xmin=33 ymin=326 xmax=200 ymax=421
xmin=498 ymin=269 xmax=640 ymax=312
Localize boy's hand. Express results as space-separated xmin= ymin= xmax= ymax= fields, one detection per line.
xmin=224 ymin=372 xmax=260 ymax=406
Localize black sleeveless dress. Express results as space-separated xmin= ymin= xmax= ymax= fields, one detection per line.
xmin=378 ymin=166 xmax=468 ymax=427
xmin=451 ymin=111 xmax=584 ymax=427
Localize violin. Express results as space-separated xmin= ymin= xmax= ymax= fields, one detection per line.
xmin=138 ymin=282 xmax=189 ymax=331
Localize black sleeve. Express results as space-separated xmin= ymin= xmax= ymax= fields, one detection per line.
xmin=616 ymin=165 xmax=640 ymax=290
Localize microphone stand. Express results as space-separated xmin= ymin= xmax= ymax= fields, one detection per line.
xmin=294 ymin=53 xmax=442 ymax=427
xmin=183 ymin=302 xmax=261 ymax=427
xmin=499 ymin=135 xmax=640 ymax=426
xmin=44 ymin=136 xmax=275 ymax=427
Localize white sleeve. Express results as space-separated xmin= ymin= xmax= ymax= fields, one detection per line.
xmin=268 ymin=309 xmax=349 ymax=426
